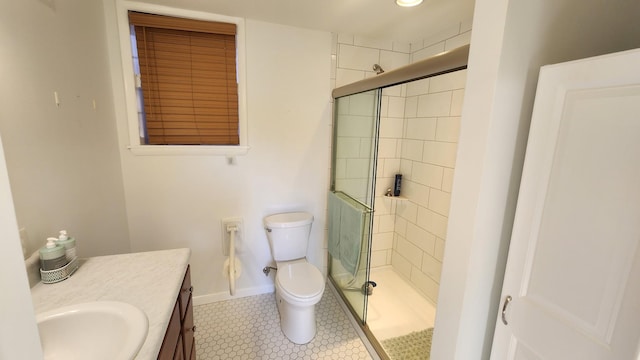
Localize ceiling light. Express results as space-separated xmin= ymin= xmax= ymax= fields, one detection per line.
xmin=396 ymin=0 xmax=423 ymax=7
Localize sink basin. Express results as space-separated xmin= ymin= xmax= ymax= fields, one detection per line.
xmin=37 ymin=301 xmax=148 ymax=360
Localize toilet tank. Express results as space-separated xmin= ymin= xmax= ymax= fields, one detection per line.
xmin=264 ymin=212 xmax=313 ymax=261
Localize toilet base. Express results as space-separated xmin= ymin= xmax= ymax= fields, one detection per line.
xmin=275 ymin=289 xmax=317 ymax=344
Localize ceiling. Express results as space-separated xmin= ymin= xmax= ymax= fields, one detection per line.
xmin=142 ymin=0 xmax=476 ymax=43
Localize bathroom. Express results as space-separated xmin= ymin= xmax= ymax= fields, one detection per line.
xmin=2 ymin=0 xmax=640 ymax=359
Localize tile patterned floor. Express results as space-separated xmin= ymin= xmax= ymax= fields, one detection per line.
xmin=194 ymin=286 xmax=373 ymax=359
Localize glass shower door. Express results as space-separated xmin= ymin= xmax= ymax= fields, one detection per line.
xmin=329 ymin=89 xmax=380 ymax=324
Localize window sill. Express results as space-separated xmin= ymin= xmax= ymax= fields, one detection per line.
xmin=127 ymin=145 xmax=250 ymax=156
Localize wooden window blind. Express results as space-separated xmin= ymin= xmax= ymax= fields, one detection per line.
xmin=128 ymin=11 xmax=239 ymax=145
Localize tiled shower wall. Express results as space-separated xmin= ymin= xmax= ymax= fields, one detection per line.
xmin=389 ymin=70 xmax=466 ymax=304
xmin=331 ymin=21 xmax=471 ymax=304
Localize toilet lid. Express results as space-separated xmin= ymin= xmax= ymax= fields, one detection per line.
xmin=276 ymin=262 xmax=324 ymax=298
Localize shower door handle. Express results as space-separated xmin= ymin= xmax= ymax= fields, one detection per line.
xmin=501 ymin=295 xmax=512 ymax=325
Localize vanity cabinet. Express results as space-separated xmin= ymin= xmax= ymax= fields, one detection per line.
xmin=158 ymin=265 xmax=196 ymax=360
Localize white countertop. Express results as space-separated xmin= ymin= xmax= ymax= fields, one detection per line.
xmin=31 ymin=248 xmax=191 ymax=360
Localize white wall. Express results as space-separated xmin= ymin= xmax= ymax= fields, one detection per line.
xmin=434 ymin=0 xmax=640 ymax=358
xmin=103 ymin=3 xmax=333 ymax=300
xmin=0 ymin=137 xmax=43 ymax=360
xmin=0 ymin=0 xmax=130 ymax=258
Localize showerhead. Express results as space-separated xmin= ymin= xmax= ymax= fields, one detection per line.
xmin=372 ymin=64 xmax=384 ymax=74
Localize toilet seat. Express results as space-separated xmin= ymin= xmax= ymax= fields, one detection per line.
xmin=276 ymin=261 xmax=324 ymax=302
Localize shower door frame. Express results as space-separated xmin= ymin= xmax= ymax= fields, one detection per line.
xmin=328 ymin=45 xmax=470 ymax=360
xmin=329 ymin=87 xmax=381 ymax=330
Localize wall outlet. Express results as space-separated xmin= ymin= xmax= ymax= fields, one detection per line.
xmin=221 ymin=217 xmax=243 ymax=256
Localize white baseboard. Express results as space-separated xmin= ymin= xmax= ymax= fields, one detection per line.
xmin=193 ymin=284 xmax=275 ymax=306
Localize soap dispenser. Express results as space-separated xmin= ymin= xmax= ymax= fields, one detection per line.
xmin=39 ymin=238 xmax=66 ymax=271
xmin=57 ymin=230 xmax=76 ymax=261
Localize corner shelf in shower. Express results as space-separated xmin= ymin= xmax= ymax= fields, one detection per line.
xmin=382 ymin=195 xmax=408 ymax=202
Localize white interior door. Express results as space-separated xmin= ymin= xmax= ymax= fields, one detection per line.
xmin=491 ymin=48 xmax=640 ymax=360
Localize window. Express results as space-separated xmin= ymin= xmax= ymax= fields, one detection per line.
xmin=129 ymin=12 xmax=238 ymax=146
xmin=115 ymin=3 xmax=248 ymax=156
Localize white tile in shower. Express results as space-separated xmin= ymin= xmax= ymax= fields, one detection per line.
xmin=395 ymin=236 xmax=423 ymax=267
xmin=394 ymin=215 xmax=408 ymax=238
xmin=334 ymin=159 xmax=346 ymax=179
xmin=345 ymin=158 xmax=371 ymax=179
xmin=403 ymin=95 xmax=418 ymax=118
xmin=410 ymin=267 xmax=440 ymax=303
xmin=330 ymin=53 xmax=337 ymax=81
xmin=386 ymin=96 xmax=406 ymax=118
xmin=335 ymin=68 xmax=365 ymax=88
xmin=405 ymin=222 xmax=436 ymax=255
xmin=405 ymin=117 xmax=437 ymax=140
xmin=375 ymin=160 xmax=384 ymax=179
xmin=390 ymin=245 xmax=413 ymax=279
xmin=411 ymin=42 xmax=445 ymax=63
xmin=428 ymin=188 xmax=451 ymax=217
xmin=331 ymin=33 xmax=338 ymax=55
xmin=338 ymin=44 xmax=380 ymax=71
xmin=381 ymin=158 xmax=401 ymax=178
xmin=406 ymin=78 xmax=430 ymax=97
xmin=450 ymin=89 xmax=466 ymax=116
xmin=359 ymin=138 xmax=373 ymax=158
xmin=337 ymin=33 xmax=354 ymax=45
xmin=397 ymin=200 xmax=418 ymax=223
xmin=379 ymin=117 xmax=404 ymax=139
xmin=399 ymin=159 xmax=413 ymax=181
xmin=395 ymin=139 xmax=403 ymax=159
xmin=434 ymin=237 xmax=446 ymax=262
xmin=442 ymin=168 xmax=455 ymax=193
xmin=417 ymin=92 xmax=452 ymax=117
xmin=444 ymin=30 xmax=472 ymax=51
xmin=348 ymin=93 xmax=378 ymax=116
xmin=400 ymin=139 xmax=423 ymax=162
xmin=417 ymin=207 xmax=448 ymax=239
xmin=436 ymin=116 xmax=461 ymax=142
xmin=354 ymin=36 xmax=393 ymax=51
xmin=375 ymin=178 xmax=395 ymax=197
xmin=379 ymin=50 xmax=410 ymax=72
xmin=194 ymin=287 xmax=373 ymax=360
xmin=429 ymin=69 xmax=468 ymax=93
xmin=404 ymin=181 xmax=429 ymax=208
xmin=370 ymin=249 xmax=390 ymax=268
xmin=378 ymin=96 xmax=389 ymax=117
xmin=412 ymin=162 xmax=444 ymax=189
xmin=372 ymin=231 xmax=394 ymax=251
xmin=375 ymin=195 xmax=395 ymax=215
xmin=392 ymin=41 xmax=411 ymax=53
xmin=460 ymin=18 xmax=473 ymax=33
xmin=335 ymin=179 xmax=368 ymax=200
xmin=377 ymin=215 xmax=396 ymax=234
xmin=422 ymin=141 xmax=457 ymax=168
xmin=421 ymin=23 xmax=462 ymax=49
xmin=377 ymin=138 xmax=398 ymax=159
xmin=337 ymin=116 xmax=371 ymax=137
xmin=336 ymin=137 xmax=362 ymax=158
xmin=422 ymin=253 xmax=443 ymax=282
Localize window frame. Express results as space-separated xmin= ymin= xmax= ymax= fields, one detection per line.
xmin=115 ymin=0 xmax=249 ymax=156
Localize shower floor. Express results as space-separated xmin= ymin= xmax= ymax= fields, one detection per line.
xmin=366 ymin=266 xmax=436 ymax=341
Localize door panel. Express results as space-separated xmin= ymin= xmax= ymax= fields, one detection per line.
xmin=492 ymin=48 xmax=640 ymax=360
xmin=329 ymin=89 xmax=380 ymax=324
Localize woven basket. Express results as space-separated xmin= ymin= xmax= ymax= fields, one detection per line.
xmin=40 ymin=257 xmax=79 ymax=284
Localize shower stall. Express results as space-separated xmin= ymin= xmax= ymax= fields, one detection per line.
xmin=328 ymin=45 xmax=469 ymax=359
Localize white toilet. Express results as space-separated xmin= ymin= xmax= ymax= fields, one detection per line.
xmin=264 ymin=212 xmax=325 ymax=344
